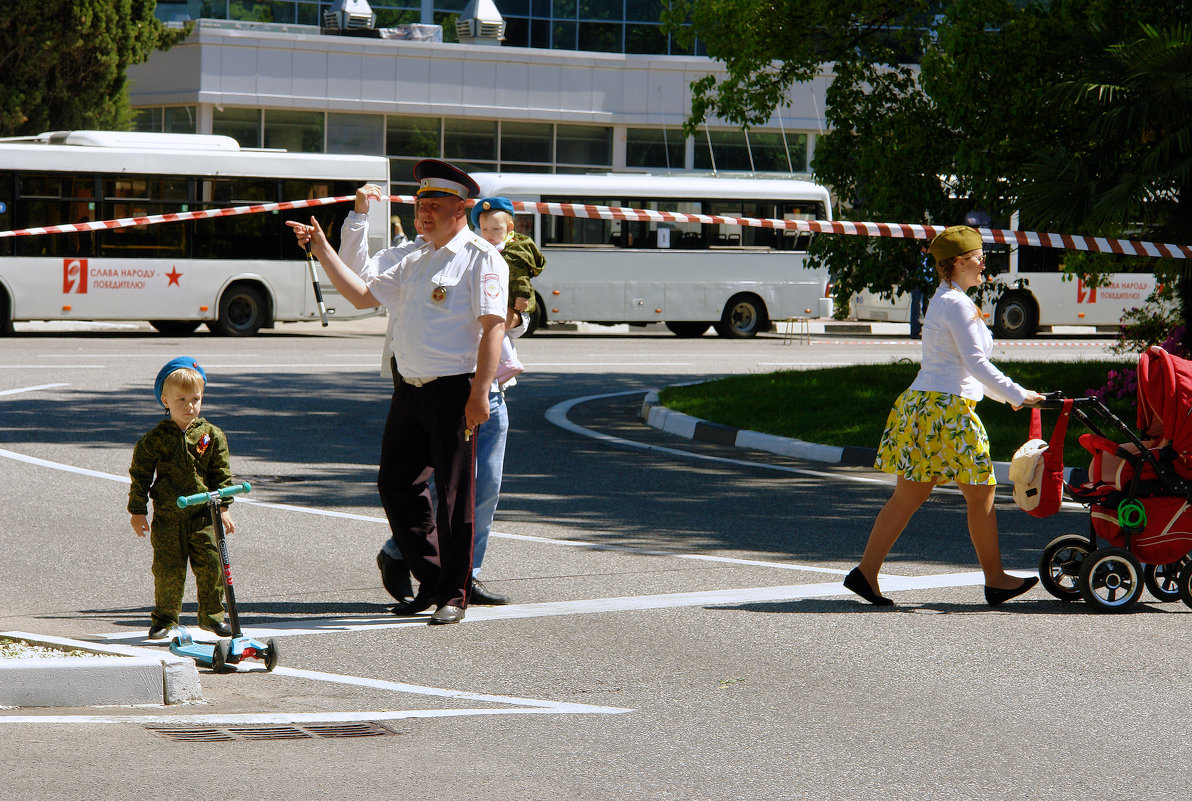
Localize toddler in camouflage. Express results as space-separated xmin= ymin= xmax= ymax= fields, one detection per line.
xmin=128 ymin=357 xmax=238 ymax=640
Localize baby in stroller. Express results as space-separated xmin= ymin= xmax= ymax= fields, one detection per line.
xmin=1027 ymin=346 xmax=1192 ymax=612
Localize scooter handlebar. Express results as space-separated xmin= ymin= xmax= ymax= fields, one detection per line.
xmin=176 ymin=482 xmax=252 ymax=509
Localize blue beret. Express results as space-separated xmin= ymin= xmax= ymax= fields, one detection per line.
xmin=155 ymin=357 xmax=206 ymax=407
xmin=471 ymin=196 xmax=515 ymax=228
xmin=413 ymin=159 xmax=480 ymax=199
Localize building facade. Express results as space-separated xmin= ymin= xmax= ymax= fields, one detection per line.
xmin=128 ymin=7 xmax=830 ymax=199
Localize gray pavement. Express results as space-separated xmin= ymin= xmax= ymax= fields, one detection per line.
xmin=3 ymin=321 xmax=1186 ymax=801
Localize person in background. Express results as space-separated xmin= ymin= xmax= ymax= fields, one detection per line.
xmin=843 ymin=225 xmax=1042 ymax=608
xmin=472 ymin=196 xmax=546 ymax=389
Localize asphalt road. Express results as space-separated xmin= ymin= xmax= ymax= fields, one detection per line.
xmin=2 ymin=319 xmax=1185 ymax=801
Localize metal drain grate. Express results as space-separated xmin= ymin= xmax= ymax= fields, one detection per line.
xmin=146 ymin=722 xmax=395 ymax=741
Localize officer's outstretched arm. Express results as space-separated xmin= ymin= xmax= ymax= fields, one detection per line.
xmin=287 ymin=218 xmax=379 ymax=309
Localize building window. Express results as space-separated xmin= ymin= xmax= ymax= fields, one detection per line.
xmin=213 ymin=107 xmax=262 ymax=148
xmin=132 ymin=106 xmax=198 ymax=134
xmin=328 ymin=113 xmax=384 ymax=155
xmin=264 ymin=109 xmax=324 ymax=152
xmin=444 ymin=118 xmax=498 ymax=163
xmin=500 ymin=121 xmax=553 ymax=167
xmin=626 ymin=128 xmax=685 ymax=170
xmin=694 ymin=129 xmax=808 ymax=173
xmin=556 ymin=124 xmax=612 ymax=167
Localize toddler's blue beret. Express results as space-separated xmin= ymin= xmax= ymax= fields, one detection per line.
xmin=154 ymin=357 xmax=206 ymax=406
xmin=470 ymin=196 xmax=515 ymax=229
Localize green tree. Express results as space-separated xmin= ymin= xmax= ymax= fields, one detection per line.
xmin=0 ymin=0 xmax=188 ymax=136
xmin=667 ymin=0 xmax=1191 ymax=320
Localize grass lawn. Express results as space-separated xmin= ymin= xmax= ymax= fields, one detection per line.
xmin=658 ymin=360 xmax=1137 ymax=466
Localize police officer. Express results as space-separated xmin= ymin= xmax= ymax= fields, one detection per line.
xmin=288 ymin=160 xmax=507 ymax=625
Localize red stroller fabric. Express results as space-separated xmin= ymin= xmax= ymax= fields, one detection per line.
xmin=1136 ymin=346 xmax=1192 ymax=480
xmin=1077 ymin=346 xmax=1192 ymax=564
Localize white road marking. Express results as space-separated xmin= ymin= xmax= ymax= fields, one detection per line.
xmin=95 ymin=569 xmax=1024 ymax=642
xmin=0 ymin=383 xmax=69 ymax=396
xmin=0 ymin=666 xmax=631 ymax=725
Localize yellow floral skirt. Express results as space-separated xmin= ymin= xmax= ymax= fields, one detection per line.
xmin=873 ymin=389 xmax=995 ymax=485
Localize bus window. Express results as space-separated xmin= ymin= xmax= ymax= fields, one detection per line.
xmin=195 ymin=177 xmax=279 ymax=260
xmin=541 ymin=196 xmax=612 ymax=246
xmin=14 ymin=174 xmax=100 ymax=258
xmin=99 ymin=175 xmax=188 ymax=259
xmin=781 ymin=201 xmax=824 ymax=251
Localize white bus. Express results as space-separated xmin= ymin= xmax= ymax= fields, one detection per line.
xmin=469 ymin=172 xmax=833 ymax=337
xmin=0 ymin=130 xmax=389 ymax=335
xmin=850 ymin=240 xmax=1156 ymax=338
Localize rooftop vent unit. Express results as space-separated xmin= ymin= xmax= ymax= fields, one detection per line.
xmin=456 ymin=0 xmax=505 ymax=45
xmin=323 ymin=0 xmax=376 ymax=32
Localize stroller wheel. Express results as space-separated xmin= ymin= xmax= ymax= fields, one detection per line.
xmin=1078 ymin=547 xmax=1144 ymax=613
xmin=1038 ymin=534 xmax=1091 ymax=602
xmin=1144 ymin=558 xmax=1189 ymax=603
xmin=1175 ymin=560 xmax=1192 ymax=610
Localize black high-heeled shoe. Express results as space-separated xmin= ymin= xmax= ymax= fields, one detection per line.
xmin=984 ymin=576 xmax=1039 ymax=607
xmin=844 ymin=567 xmax=894 ymax=606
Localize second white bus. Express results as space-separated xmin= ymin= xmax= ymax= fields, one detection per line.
xmin=469 ymin=172 xmax=833 ymax=337
xmin=850 ymin=240 xmax=1157 ymax=337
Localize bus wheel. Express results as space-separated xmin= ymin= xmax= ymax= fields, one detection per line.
xmin=210 ymin=284 xmax=267 ymax=337
xmin=665 ymin=322 xmax=711 ymax=338
xmin=715 ymin=294 xmax=768 ymax=338
xmin=149 ymin=320 xmax=200 ymax=336
xmin=992 ymin=292 xmax=1037 ymax=338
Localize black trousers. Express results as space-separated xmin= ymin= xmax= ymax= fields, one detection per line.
xmin=377 ymin=373 xmax=475 ymax=609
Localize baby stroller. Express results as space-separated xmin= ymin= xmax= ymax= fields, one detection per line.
xmin=1030 ymin=346 xmax=1192 ymax=613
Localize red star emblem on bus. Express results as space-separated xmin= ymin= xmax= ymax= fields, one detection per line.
xmin=166 ymin=267 xmax=183 ymax=286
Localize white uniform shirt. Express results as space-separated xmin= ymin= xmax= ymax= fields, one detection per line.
xmin=340 ymin=211 xmax=527 ymax=387
xmin=908 ymin=282 xmax=1029 ymax=406
xmin=340 ymin=212 xmax=422 ymax=375
xmin=365 ymin=225 xmax=508 ymax=380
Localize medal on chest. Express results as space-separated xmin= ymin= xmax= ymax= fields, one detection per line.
xmin=431 ymin=285 xmax=447 ymax=303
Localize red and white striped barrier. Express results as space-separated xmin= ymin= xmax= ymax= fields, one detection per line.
xmin=2 ymin=192 xmax=1189 ymax=259
xmin=0 ymin=195 xmax=356 ymax=239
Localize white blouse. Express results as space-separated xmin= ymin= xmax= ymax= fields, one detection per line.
xmin=908 ymin=283 xmax=1029 ymax=406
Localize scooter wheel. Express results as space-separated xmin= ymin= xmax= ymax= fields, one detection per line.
xmin=212 ymin=639 xmax=232 ymax=673
xmin=264 ymin=638 xmax=280 ymax=672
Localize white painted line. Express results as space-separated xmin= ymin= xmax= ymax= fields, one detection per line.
xmin=0 ymin=667 xmax=631 ymax=725
xmin=0 ymin=383 xmax=69 ymax=397
xmin=0 ymin=365 xmax=104 ymax=370
xmin=96 ymin=569 xmax=1027 ymax=641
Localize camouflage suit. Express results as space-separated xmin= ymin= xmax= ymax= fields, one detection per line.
xmin=501 ymin=232 xmax=545 ymax=315
xmin=128 ymin=417 xmax=236 ymax=630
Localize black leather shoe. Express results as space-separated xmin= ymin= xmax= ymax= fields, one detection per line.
xmin=200 ymin=620 xmax=234 ymax=637
xmin=377 ymin=549 xmax=415 ymax=604
xmin=469 ymin=578 xmax=510 ymax=606
xmin=843 ymin=567 xmax=894 ymax=606
xmin=391 ymin=592 xmax=434 ymax=617
xmin=147 ymin=624 xmax=171 ymax=640
xmin=428 ymin=605 xmax=465 ymax=625
xmin=985 ymin=576 xmax=1039 ymax=607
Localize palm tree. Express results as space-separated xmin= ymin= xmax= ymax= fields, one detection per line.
xmin=1018 ymin=23 xmax=1192 ymax=348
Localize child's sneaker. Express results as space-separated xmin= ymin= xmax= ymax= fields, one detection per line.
xmin=495 ymin=356 xmax=524 ymax=389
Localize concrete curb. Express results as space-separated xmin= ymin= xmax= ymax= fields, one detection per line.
xmin=0 ymin=631 xmax=201 ymax=708
xmin=641 ymin=389 xmax=1021 ymax=484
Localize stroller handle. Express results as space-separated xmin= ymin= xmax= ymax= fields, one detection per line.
xmin=1026 ymin=391 xmax=1104 ymax=410
xmin=176 ymin=482 xmax=252 ymax=509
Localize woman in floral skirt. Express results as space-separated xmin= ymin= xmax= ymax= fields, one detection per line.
xmin=843 ymin=225 xmax=1043 ymax=607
